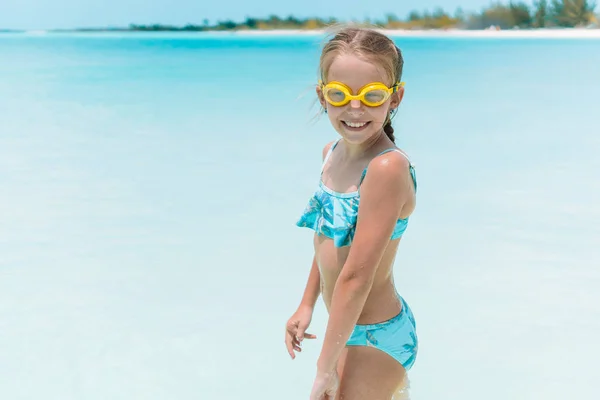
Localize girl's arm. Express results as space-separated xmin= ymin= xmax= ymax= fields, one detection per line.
xmin=296 ymin=139 xmax=336 ymax=311
xmin=316 ymin=152 xmax=412 ymax=374
xmin=297 ymin=140 xmax=334 ymax=312
xmin=298 ymin=255 xmax=321 ymax=311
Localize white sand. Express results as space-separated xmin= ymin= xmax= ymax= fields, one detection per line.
xmin=4 ymin=27 xmax=598 ymax=39
xmin=229 ymin=27 xmax=600 ymax=38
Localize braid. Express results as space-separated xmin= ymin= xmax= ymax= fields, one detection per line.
xmin=383 ymin=120 xmax=395 ymax=143
xmin=383 ymin=109 xmax=396 ymax=143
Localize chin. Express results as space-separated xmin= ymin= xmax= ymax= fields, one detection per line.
xmin=340 ymin=133 xmax=378 ymax=145
xmin=337 ymin=125 xmax=380 ymax=144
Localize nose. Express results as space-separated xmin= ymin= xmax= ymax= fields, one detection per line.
xmin=349 ymin=99 xmax=362 ymax=109
xmin=347 ymin=107 xmax=364 ymax=118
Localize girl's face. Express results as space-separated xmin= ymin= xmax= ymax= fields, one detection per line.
xmin=317 ymin=53 xmax=404 ymax=145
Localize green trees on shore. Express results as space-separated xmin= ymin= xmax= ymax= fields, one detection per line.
xmin=127 ymin=0 xmax=598 ymax=31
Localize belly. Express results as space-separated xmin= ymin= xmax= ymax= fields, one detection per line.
xmin=313 ymin=234 xmax=404 ymax=324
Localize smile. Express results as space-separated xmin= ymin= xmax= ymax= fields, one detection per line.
xmin=342 ymin=121 xmax=371 ymax=130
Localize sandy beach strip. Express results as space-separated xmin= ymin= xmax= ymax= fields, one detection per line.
xmin=6 ymin=27 xmax=599 ymax=39
xmin=228 ymin=28 xmax=600 ymax=39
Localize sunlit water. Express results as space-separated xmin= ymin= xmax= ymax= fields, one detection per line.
xmin=1 ymin=32 xmax=599 ymax=399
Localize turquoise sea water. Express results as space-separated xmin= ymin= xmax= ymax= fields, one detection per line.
xmin=1 ymin=32 xmax=599 ymax=399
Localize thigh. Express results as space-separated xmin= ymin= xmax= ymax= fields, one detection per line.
xmin=335 ymin=346 xmax=407 ymax=400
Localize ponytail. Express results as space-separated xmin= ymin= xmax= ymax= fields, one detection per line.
xmin=384 ymin=110 xmax=396 ymax=143
xmin=383 ymin=121 xmax=395 ymax=143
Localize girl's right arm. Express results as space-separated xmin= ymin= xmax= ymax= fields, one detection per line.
xmin=285 ymin=142 xmax=331 ymax=357
xmin=285 ymin=255 xmax=320 ymax=358
xmin=298 ymin=255 xmax=321 ymax=310
xmin=297 ymin=140 xmax=333 ymax=311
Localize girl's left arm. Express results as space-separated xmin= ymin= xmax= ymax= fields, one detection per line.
xmin=316 ymin=153 xmax=413 ymax=374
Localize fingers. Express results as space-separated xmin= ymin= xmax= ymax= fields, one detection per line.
xmin=285 ymin=318 xmax=298 ymax=359
xmin=285 ymin=331 xmax=296 ymax=359
xmin=297 ymin=327 xmax=316 ymax=343
xmin=285 ymin=319 xmax=316 ymax=360
xmin=286 ymin=332 xmax=313 ymax=359
xmin=285 ymin=328 xmax=296 ymax=360
xmin=291 ymin=336 xmax=302 ymax=353
xmin=296 ymin=325 xmax=306 ymax=342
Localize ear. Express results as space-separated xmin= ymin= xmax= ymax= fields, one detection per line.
xmin=389 ymin=86 xmax=405 ymax=111
xmin=316 ymin=84 xmax=327 ymax=109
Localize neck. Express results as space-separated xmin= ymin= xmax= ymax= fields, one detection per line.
xmin=340 ymin=131 xmax=389 ymax=160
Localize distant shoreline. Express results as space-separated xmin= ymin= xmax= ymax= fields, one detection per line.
xmin=3 ymin=2 xmax=599 ymax=37
xmin=3 ymin=28 xmax=600 ymax=39
xmin=228 ymin=28 xmax=600 ymax=38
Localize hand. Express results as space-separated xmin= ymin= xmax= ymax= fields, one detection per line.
xmin=285 ymin=305 xmax=317 ymax=359
xmin=310 ymin=370 xmax=340 ymax=400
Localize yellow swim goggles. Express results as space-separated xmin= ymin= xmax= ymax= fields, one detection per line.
xmin=319 ymin=80 xmax=404 ymax=107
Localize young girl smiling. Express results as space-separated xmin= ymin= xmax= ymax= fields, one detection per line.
xmin=285 ymin=27 xmax=419 ymax=399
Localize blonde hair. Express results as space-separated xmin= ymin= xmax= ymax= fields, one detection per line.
xmin=318 ymin=25 xmax=404 ymax=142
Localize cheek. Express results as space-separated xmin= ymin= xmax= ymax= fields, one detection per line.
xmin=370 ymin=106 xmax=390 ymax=123
xmin=327 ymin=106 xmax=344 ymax=120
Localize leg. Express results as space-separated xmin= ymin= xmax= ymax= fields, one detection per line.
xmin=335 ymin=346 xmax=407 ymax=400
xmin=392 ymin=374 xmax=411 ymax=400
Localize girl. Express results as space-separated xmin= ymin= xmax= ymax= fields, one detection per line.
xmin=285 ymin=27 xmax=419 ymax=400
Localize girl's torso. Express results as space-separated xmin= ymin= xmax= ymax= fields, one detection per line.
xmin=296 ymin=138 xmax=417 ymax=324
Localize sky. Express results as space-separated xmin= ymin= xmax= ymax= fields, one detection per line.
xmin=0 ymin=0 xmax=540 ymax=30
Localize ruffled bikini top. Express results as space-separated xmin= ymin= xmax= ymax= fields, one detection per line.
xmin=296 ymin=139 xmax=417 ymax=247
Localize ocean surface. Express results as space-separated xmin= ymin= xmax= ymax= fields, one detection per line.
xmin=1 ymin=31 xmax=599 ymax=400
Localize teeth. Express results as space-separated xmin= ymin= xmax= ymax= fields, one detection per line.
xmin=345 ymin=121 xmax=367 ymax=128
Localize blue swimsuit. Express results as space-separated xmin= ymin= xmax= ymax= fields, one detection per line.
xmin=296 ymin=139 xmax=417 ymax=247
xmin=296 ymin=139 xmax=419 ymax=371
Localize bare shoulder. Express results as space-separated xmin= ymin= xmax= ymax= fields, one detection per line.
xmin=364 ymin=149 xmax=412 ymax=187
xmin=322 ymin=140 xmax=336 ymax=161
xmin=346 ymin=149 xmax=414 ymax=267
xmin=359 ymin=148 xmax=416 ymax=214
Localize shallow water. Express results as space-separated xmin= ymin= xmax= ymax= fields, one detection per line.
xmin=1 ymin=32 xmax=599 ymax=399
